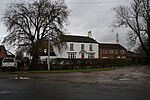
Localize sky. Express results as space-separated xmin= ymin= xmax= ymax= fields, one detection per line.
xmin=0 ymin=0 xmax=131 ymax=51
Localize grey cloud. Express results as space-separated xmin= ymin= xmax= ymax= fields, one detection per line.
xmin=0 ymin=0 xmax=130 ymax=49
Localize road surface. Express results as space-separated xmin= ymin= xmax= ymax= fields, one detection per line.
xmin=0 ymin=66 xmax=150 ymax=100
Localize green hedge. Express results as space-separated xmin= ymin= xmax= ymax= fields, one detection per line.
xmin=50 ymin=58 xmax=132 ymax=70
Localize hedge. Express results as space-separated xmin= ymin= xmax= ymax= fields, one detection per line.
xmin=50 ymin=58 xmax=132 ymax=70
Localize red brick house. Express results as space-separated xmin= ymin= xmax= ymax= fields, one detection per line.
xmin=0 ymin=45 xmax=7 ymax=60
xmin=0 ymin=45 xmax=15 ymax=65
xmin=99 ymin=43 xmax=127 ymax=58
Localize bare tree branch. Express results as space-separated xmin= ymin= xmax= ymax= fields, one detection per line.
xmin=112 ymin=0 xmax=150 ymax=63
xmin=2 ymin=0 xmax=70 ymax=56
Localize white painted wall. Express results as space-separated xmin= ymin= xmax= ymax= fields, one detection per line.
xmin=54 ymin=42 xmax=99 ymax=58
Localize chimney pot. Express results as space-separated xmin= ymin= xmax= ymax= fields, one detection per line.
xmin=88 ymin=31 xmax=92 ymax=38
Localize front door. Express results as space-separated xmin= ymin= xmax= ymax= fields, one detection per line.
xmin=81 ymin=53 xmax=84 ymax=59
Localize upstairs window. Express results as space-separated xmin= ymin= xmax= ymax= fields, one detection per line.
xmin=70 ymin=44 xmax=74 ymax=51
xmin=102 ymin=50 xmax=108 ymax=54
xmin=110 ymin=50 xmax=113 ymax=54
xmin=89 ymin=44 xmax=93 ymax=51
xmin=121 ymin=50 xmax=125 ymax=54
xmin=81 ymin=44 xmax=84 ymax=50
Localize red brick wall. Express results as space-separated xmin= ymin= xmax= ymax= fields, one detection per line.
xmin=0 ymin=48 xmax=7 ymax=59
xmin=100 ymin=49 xmax=127 ymax=58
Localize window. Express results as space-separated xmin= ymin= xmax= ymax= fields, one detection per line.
xmin=81 ymin=44 xmax=84 ymax=50
xmin=88 ymin=53 xmax=95 ymax=58
xmin=110 ymin=50 xmax=113 ymax=54
xmin=102 ymin=50 xmax=108 ymax=54
xmin=89 ymin=44 xmax=93 ymax=51
xmin=120 ymin=50 xmax=125 ymax=54
xmin=70 ymin=44 xmax=74 ymax=51
xmin=68 ymin=53 xmax=76 ymax=58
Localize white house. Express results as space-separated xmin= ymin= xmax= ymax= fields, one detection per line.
xmin=54 ymin=32 xmax=99 ymax=59
xmin=26 ymin=32 xmax=99 ymax=62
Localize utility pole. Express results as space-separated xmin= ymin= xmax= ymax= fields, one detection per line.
xmin=47 ymin=33 xmax=50 ymax=71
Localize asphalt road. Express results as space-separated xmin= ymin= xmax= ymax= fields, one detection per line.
xmin=0 ymin=77 xmax=150 ymax=100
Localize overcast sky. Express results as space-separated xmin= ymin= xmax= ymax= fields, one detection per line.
xmin=0 ymin=0 xmax=131 ymax=50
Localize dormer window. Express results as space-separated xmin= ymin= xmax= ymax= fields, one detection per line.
xmin=70 ymin=44 xmax=74 ymax=51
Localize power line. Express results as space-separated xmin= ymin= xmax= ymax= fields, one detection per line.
xmin=0 ymin=1 xmax=129 ymax=5
xmin=66 ymin=1 xmax=129 ymax=5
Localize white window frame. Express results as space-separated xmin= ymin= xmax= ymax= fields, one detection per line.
xmin=88 ymin=53 xmax=95 ymax=58
xmin=110 ymin=50 xmax=113 ymax=54
xmin=89 ymin=44 xmax=93 ymax=51
xmin=70 ymin=44 xmax=74 ymax=51
xmin=120 ymin=50 xmax=125 ymax=54
xmin=68 ymin=52 xmax=76 ymax=59
xmin=102 ymin=50 xmax=108 ymax=54
xmin=81 ymin=44 xmax=84 ymax=50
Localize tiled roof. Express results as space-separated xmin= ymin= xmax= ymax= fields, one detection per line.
xmin=0 ymin=45 xmax=7 ymax=59
xmin=61 ymin=35 xmax=98 ymax=43
xmin=127 ymin=51 xmax=145 ymax=58
xmin=99 ymin=43 xmax=126 ymax=50
xmin=6 ymin=50 xmax=15 ymax=57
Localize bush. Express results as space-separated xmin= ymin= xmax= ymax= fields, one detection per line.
xmin=50 ymin=58 xmax=132 ymax=70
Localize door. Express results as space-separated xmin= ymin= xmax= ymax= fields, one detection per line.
xmin=81 ymin=53 xmax=84 ymax=59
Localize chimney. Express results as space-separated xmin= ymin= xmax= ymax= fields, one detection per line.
xmin=88 ymin=31 xmax=92 ymax=38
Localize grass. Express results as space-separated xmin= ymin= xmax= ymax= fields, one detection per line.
xmin=14 ymin=67 xmax=121 ymax=75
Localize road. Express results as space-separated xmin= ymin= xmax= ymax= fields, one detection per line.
xmin=0 ymin=77 xmax=150 ymax=100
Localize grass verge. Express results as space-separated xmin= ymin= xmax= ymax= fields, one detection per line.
xmin=14 ymin=67 xmax=121 ymax=75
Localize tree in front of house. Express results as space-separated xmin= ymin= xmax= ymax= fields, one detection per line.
xmin=112 ymin=0 xmax=150 ymax=64
xmin=2 ymin=0 xmax=70 ymax=68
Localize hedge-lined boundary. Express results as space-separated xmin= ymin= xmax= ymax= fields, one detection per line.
xmin=49 ymin=58 xmax=132 ymax=70
xmin=30 ymin=57 xmax=148 ymax=70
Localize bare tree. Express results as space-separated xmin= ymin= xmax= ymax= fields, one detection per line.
xmin=112 ymin=0 xmax=150 ymax=64
xmin=2 ymin=0 xmax=70 ymax=67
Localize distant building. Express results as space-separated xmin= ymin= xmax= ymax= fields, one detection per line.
xmin=99 ymin=43 xmax=127 ymax=58
xmin=127 ymin=51 xmax=147 ymax=65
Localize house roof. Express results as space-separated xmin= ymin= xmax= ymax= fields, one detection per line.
xmin=6 ymin=50 xmax=15 ymax=57
xmin=127 ymin=51 xmax=145 ymax=58
xmin=61 ymin=35 xmax=98 ymax=43
xmin=99 ymin=43 xmax=127 ymax=50
xmin=0 ymin=45 xmax=15 ymax=58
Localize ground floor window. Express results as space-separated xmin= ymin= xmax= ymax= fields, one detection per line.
xmin=68 ymin=52 xmax=76 ymax=58
xmin=88 ymin=53 xmax=95 ymax=58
